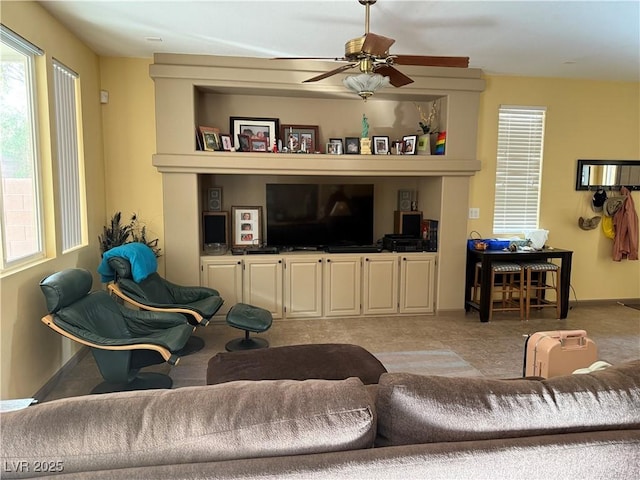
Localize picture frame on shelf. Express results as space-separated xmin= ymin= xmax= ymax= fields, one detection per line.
xmin=219 ymin=134 xmax=234 ymax=151
xmin=326 ymin=142 xmax=342 ymax=155
xmin=280 ymin=124 xmax=319 ymax=153
xmin=199 ymin=126 xmax=221 ymax=151
xmin=230 ymin=116 xmax=279 ymax=151
xmin=231 ymin=206 xmax=263 ymax=248
xmin=236 ymin=134 xmax=251 ymax=152
xmin=345 ymin=137 xmax=360 ymax=154
xmin=249 ymin=138 xmax=269 ymax=152
xmin=372 ymin=136 xmax=389 ymax=155
xmin=329 ymin=138 xmax=343 ymax=151
xmin=402 ymin=134 xmax=418 ymax=155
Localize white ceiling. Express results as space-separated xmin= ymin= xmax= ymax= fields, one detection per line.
xmin=39 ymin=0 xmax=640 ymax=81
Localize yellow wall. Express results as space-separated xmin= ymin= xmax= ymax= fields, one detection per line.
xmin=99 ymin=57 xmax=165 ymax=273
xmin=0 ymin=2 xmax=105 ymax=398
xmin=1 ymin=2 xmax=639 ymax=399
xmin=471 ymin=76 xmax=640 ymax=300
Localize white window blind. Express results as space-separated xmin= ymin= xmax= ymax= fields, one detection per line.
xmin=53 ymin=59 xmax=85 ymax=251
xmin=493 ymin=106 xmax=546 ymax=234
xmin=0 ymin=25 xmax=44 ymax=269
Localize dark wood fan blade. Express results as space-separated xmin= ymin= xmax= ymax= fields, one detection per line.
xmin=273 ymin=57 xmax=347 ymax=61
xmin=374 ymin=65 xmax=414 ymax=87
xmin=393 ymin=55 xmax=469 ymax=68
xmin=303 ymin=63 xmax=357 ymax=83
xmin=362 ymin=33 xmax=395 ymax=56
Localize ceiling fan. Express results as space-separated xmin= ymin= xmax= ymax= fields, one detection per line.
xmin=277 ymin=0 xmax=469 ymax=99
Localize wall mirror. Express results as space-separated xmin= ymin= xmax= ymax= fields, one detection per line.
xmin=575 ymin=159 xmax=640 ymax=191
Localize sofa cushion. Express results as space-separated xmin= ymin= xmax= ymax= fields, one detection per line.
xmin=1 ymin=377 xmax=375 ymax=478
xmin=376 ymin=359 xmax=640 ymax=446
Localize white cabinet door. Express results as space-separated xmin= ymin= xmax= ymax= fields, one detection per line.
xmin=363 ymin=254 xmax=399 ymax=315
xmin=200 ymin=258 xmax=243 ymax=316
xmin=323 ymin=255 xmax=361 ymax=317
xmin=399 ymin=253 xmax=436 ymax=314
xmin=284 ymin=256 xmax=323 ymax=318
xmin=243 ymin=257 xmax=283 ymax=319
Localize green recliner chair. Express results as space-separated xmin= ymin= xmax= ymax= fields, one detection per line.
xmin=40 ymin=268 xmax=195 ymax=394
xmin=102 ymin=245 xmax=224 ymax=327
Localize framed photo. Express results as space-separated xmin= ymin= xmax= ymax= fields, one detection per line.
xmin=219 ymin=134 xmax=234 ymax=151
xmin=326 ymin=142 xmax=342 ymax=155
xmin=199 ymin=126 xmax=221 ymax=151
xmin=231 ymin=206 xmax=263 ymax=248
xmin=280 ymin=124 xmax=319 ymax=153
xmin=345 ymin=137 xmax=360 ymax=154
xmin=402 ymin=135 xmax=418 ymax=155
xmin=373 ymin=136 xmax=390 ymax=155
xmin=237 ymin=134 xmax=251 ymax=152
xmin=391 ymin=139 xmax=404 ymax=155
xmin=249 ymin=138 xmax=269 ymax=152
xmin=230 ymin=117 xmax=279 ymax=151
xmin=329 ymin=138 xmax=343 ymax=149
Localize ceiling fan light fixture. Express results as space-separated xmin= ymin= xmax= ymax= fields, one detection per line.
xmin=342 ymin=72 xmax=390 ymax=100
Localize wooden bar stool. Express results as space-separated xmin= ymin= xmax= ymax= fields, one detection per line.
xmin=473 ymin=262 xmax=524 ymax=321
xmin=519 ymin=262 xmax=561 ymax=320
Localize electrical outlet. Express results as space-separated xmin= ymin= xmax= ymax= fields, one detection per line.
xmin=469 ymin=207 xmax=480 ymax=219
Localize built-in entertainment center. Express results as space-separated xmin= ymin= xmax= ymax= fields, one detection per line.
xmin=150 ymin=54 xmax=484 ymax=317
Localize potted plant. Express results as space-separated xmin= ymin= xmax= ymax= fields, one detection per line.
xmin=414 ymin=102 xmax=439 ymax=155
xmin=99 ymin=212 xmax=161 ymax=257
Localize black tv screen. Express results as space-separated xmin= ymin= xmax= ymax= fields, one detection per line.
xmin=266 ymin=184 xmax=374 ymax=248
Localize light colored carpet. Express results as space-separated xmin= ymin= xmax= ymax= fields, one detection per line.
xmin=373 ymin=350 xmax=484 ymax=377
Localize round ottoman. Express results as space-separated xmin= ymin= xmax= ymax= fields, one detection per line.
xmin=225 ymin=303 xmax=273 ymax=351
xmin=207 ymin=343 xmax=388 ymax=385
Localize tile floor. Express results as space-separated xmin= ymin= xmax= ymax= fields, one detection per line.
xmin=41 ymin=303 xmax=640 ymax=402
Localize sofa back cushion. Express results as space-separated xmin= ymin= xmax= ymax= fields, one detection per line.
xmin=1 ymin=377 xmax=375 ymax=478
xmin=376 ymin=360 xmax=640 ymax=446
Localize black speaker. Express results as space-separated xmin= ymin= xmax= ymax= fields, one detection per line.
xmin=203 ymin=211 xmax=228 ymax=245
xmin=394 ymin=210 xmax=423 ymax=238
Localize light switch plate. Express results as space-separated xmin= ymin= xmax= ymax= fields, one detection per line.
xmin=469 ymin=207 xmax=480 ymax=219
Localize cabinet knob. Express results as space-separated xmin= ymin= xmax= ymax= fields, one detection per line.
xmin=365 ymin=257 xmax=369 ymax=261
xmin=327 ymin=259 xmax=331 ymax=263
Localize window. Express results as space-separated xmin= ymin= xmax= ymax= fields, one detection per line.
xmin=53 ymin=59 xmax=85 ymax=251
xmin=493 ymin=106 xmax=546 ymax=234
xmin=0 ymin=25 xmax=44 ymax=269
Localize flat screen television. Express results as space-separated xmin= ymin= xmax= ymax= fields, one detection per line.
xmin=266 ymin=183 xmax=374 ymax=248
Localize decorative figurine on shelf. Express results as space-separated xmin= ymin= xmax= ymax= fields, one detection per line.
xmin=272 ymin=139 xmax=278 ymax=153
xmin=361 ymin=114 xmax=369 ymax=138
xmin=360 ymin=113 xmax=372 ymax=155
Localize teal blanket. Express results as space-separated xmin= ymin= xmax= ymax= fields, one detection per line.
xmin=98 ymin=243 xmax=157 ymax=283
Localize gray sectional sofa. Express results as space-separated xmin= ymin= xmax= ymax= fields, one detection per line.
xmin=2 ymin=360 xmax=639 ymax=479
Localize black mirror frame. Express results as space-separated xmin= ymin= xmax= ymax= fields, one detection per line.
xmin=575 ymin=159 xmax=640 ymax=191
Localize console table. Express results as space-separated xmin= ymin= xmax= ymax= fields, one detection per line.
xmin=465 ymin=248 xmax=573 ymax=322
